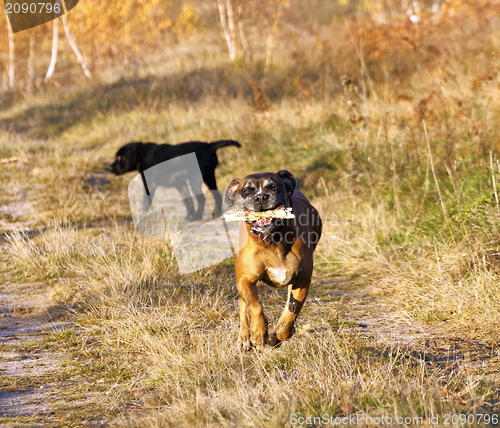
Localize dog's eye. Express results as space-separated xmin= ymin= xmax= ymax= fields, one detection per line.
xmin=270 ymin=184 xmax=279 ymax=192
xmin=240 ymin=189 xmax=250 ymax=197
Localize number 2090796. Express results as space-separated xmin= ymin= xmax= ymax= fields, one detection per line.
xmin=6 ymin=2 xmax=61 ymax=14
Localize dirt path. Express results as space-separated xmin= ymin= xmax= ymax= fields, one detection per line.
xmin=0 ymin=273 xmax=118 ymax=427
xmin=0 ymin=195 xmax=113 ymax=426
xmin=0 ymin=281 xmax=69 ymax=417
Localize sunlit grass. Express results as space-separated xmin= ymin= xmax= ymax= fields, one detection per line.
xmin=3 ymin=6 xmax=500 ymax=424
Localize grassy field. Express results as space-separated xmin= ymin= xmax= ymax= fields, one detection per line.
xmin=3 ymin=3 xmax=500 ymax=426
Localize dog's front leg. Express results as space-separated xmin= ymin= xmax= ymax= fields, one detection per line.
xmin=238 ymin=298 xmax=251 ymax=350
xmin=211 ymin=190 xmax=223 ymax=218
xmin=237 ymin=278 xmax=267 ymax=350
xmin=141 ymin=181 xmax=155 ymax=212
xmin=193 ymin=193 xmax=205 ymax=220
xmin=268 ymin=282 xmax=310 ymax=346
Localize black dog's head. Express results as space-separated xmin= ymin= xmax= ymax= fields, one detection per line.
xmin=224 ymin=170 xmax=296 ymax=233
xmin=110 ymin=142 xmax=143 ymax=175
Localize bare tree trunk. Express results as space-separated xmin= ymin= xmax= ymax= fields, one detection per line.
xmin=28 ymin=31 xmax=35 ymax=93
xmin=61 ymin=14 xmax=91 ymax=79
xmin=216 ymin=0 xmax=244 ymax=62
xmin=45 ymin=18 xmax=59 ymax=82
xmin=226 ymin=0 xmax=238 ymax=60
xmin=217 ymin=0 xmax=236 ymax=62
xmin=6 ymin=14 xmax=15 ymax=90
xmin=238 ymin=4 xmax=250 ymax=63
xmin=265 ymin=0 xmax=283 ymax=74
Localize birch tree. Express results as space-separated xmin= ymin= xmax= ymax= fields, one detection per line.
xmin=61 ymin=13 xmax=91 ymax=79
xmin=28 ymin=31 xmax=35 ymax=92
xmin=216 ymin=0 xmax=249 ymax=63
xmin=265 ymin=0 xmax=283 ymax=73
xmin=6 ymin=13 xmax=14 ymax=89
xmin=44 ymin=18 xmax=59 ymax=82
xmin=217 ymin=0 xmax=238 ymax=62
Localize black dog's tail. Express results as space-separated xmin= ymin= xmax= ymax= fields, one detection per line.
xmin=208 ymin=140 xmax=241 ymax=152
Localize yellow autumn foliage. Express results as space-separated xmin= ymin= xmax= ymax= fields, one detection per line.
xmin=67 ymin=0 xmax=174 ymax=59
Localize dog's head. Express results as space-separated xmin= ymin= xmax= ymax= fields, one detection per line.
xmin=224 ymin=170 xmax=296 ymax=233
xmin=110 ymin=142 xmax=143 ymax=175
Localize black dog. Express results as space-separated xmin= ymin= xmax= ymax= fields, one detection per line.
xmin=111 ymin=140 xmax=241 ymax=220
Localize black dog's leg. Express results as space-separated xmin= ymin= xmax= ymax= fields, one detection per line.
xmin=178 ymin=184 xmax=197 ymax=221
xmin=193 ymin=193 xmax=205 ymax=220
xmin=188 ymin=175 xmax=206 ymax=221
xmin=211 ymin=191 xmax=222 ymax=218
xmin=203 ymin=171 xmax=222 ymax=218
xmin=141 ymin=172 xmax=155 ymax=212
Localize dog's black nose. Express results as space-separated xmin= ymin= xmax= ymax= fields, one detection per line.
xmin=254 ymin=194 xmax=270 ymax=204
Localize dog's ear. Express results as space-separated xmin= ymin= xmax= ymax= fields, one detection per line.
xmin=126 ymin=142 xmax=142 ymax=170
xmin=223 ymin=178 xmax=241 ymax=209
xmin=276 ymin=170 xmax=296 ymax=196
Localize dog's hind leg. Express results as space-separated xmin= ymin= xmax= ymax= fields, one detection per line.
xmin=268 ymin=282 xmax=310 ymax=346
xmin=203 ymin=170 xmax=222 ymax=218
xmin=193 ymin=193 xmax=205 ymax=220
xmin=178 ymin=184 xmax=197 ymax=221
xmin=188 ymin=175 xmax=206 ymax=220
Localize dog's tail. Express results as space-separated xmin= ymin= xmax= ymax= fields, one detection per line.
xmin=208 ymin=140 xmax=241 ymax=152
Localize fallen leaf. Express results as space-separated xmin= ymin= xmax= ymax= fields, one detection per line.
xmin=340 ymin=404 xmax=354 ymax=414
xmin=297 ymin=324 xmax=311 ymax=334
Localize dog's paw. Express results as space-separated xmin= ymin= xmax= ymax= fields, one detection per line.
xmin=238 ymin=334 xmax=252 ymax=351
xmin=250 ymin=331 xmax=267 ymax=351
xmin=272 ymin=324 xmax=296 ymax=343
xmin=238 ymin=333 xmax=269 ymax=351
xmin=185 ymin=212 xmax=203 ymax=222
xmin=267 ymin=332 xmax=282 ymax=348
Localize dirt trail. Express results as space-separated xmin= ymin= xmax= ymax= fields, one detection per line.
xmin=0 ymin=281 xmax=70 ymax=417
xmin=0 ymin=264 xmax=115 ymax=426
xmin=0 ymin=197 xmax=111 ymax=426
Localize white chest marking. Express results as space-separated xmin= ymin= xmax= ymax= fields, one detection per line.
xmin=267 ymin=267 xmax=290 ymax=286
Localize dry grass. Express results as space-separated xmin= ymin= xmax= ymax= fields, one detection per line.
xmin=3 ymin=3 xmax=500 ymax=425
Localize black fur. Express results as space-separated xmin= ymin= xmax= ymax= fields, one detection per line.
xmin=111 ymin=140 xmax=241 ymax=220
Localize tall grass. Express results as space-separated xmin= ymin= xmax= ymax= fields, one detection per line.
xmin=3 ymin=3 xmax=500 ymax=424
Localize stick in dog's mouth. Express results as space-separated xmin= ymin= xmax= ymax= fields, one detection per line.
xmin=222 ymin=206 xmax=295 ymax=223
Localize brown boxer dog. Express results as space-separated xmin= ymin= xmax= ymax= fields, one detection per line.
xmin=224 ymin=170 xmax=322 ymax=350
